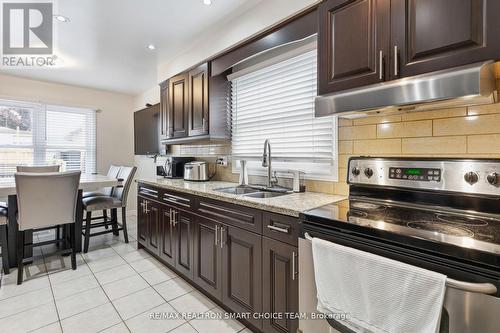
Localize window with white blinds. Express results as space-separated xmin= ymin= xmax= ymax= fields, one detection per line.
xmin=0 ymin=99 xmax=96 ymax=178
xmin=230 ymin=47 xmax=337 ymax=180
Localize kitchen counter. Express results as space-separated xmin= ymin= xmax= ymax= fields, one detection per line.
xmin=136 ymin=178 xmax=345 ymax=217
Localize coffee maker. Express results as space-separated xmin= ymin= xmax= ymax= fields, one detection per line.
xmin=157 ymin=157 xmax=194 ymax=178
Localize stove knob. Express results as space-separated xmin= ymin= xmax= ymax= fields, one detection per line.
xmin=487 ymin=172 xmax=499 ymax=185
xmin=464 ymin=171 xmax=479 ymax=185
xmin=351 ymin=167 xmax=361 ymax=176
xmin=364 ymin=168 xmax=374 ymax=178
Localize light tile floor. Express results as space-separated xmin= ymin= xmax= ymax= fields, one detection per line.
xmin=0 ymin=212 xmax=251 ymax=333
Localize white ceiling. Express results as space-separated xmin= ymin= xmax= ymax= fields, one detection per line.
xmin=0 ymin=0 xmax=264 ymax=95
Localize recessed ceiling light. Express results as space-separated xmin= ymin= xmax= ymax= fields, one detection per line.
xmin=147 ymin=44 xmax=156 ymax=50
xmin=203 ymin=0 xmax=212 ymax=5
xmin=54 ymin=15 xmax=70 ymax=22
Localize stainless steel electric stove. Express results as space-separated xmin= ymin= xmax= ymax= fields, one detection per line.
xmin=299 ymin=157 xmax=500 ymax=333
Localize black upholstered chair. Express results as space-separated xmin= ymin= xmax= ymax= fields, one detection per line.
xmin=82 ymin=165 xmax=121 ymax=227
xmin=1 ymin=205 xmax=9 ymax=275
xmin=82 ymin=166 xmax=136 ymax=253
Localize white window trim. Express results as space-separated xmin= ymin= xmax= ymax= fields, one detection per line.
xmin=0 ymin=98 xmax=97 ymax=176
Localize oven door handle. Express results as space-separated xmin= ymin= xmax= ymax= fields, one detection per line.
xmin=303 ymin=232 xmax=498 ymax=295
xmin=446 ymin=278 xmax=497 ymax=295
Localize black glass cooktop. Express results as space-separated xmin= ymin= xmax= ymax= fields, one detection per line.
xmin=303 ymin=198 xmax=500 ymax=257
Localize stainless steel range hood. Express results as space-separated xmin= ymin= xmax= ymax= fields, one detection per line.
xmin=315 ymin=61 xmax=497 ymax=118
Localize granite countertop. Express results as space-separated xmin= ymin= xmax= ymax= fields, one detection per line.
xmin=136 ymin=178 xmax=345 ymax=217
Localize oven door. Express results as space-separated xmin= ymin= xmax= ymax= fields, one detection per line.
xmin=298 ymin=225 xmax=500 ymax=333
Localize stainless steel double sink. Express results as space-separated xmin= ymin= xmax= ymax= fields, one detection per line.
xmin=214 ymin=186 xmax=291 ymax=198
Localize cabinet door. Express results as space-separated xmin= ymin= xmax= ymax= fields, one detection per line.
xmin=390 ymin=0 xmax=500 ymax=78
xmin=174 ymin=209 xmax=194 ymax=279
xmin=262 ymin=238 xmax=298 ymax=333
xmin=137 ymin=197 xmax=149 ymax=246
xmin=160 ymin=205 xmax=176 ymax=266
xmin=168 ymin=73 xmax=189 ymax=138
xmin=318 ymin=0 xmax=390 ymax=94
xmin=159 ymin=81 xmax=168 ymax=140
xmin=193 ymin=217 xmax=223 ymax=300
xmin=188 ymin=64 xmax=209 ymax=137
xmin=222 ymin=226 xmax=263 ymax=330
xmin=147 ymin=201 xmax=160 ymax=254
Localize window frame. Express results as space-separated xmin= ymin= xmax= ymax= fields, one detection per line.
xmin=229 ymin=43 xmax=338 ymax=182
xmin=0 ymin=98 xmax=96 ymax=177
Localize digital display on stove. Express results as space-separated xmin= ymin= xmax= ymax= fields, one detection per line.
xmin=405 ymin=168 xmax=422 ymax=175
xmin=389 ymin=167 xmax=441 ymax=181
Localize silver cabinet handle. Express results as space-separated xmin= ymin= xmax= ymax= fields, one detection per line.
xmin=140 ymin=202 xmax=146 ymax=213
xmin=292 ymin=251 xmax=297 ymax=281
xmin=394 ymin=45 xmax=399 ymax=77
xmin=144 ymin=200 xmax=149 ymax=214
xmin=215 ymin=225 xmax=219 ymax=246
xmin=220 ymin=227 xmax=225 ymax=249
xmin=168 ymin=208 xmax=173 ymax=227
xmin=172 ymin=210 xmax=178 ymax=227
xmin=379 ymin=50 xmax=384 ymax=80
xmin=267 ymin=224 xmax=290 ymax=234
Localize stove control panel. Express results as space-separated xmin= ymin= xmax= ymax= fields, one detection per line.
xmin=389 ymin=167 xmax=441 ymax=182
xmin=348 ymin=157 xmax=500 ymax=196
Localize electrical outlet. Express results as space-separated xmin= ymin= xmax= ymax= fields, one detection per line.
xmin=216 ymin=156 xmax=228 ymax=167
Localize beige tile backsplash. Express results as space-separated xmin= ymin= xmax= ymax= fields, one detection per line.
xmin=332 ymin=103 xmax=500 ymax=196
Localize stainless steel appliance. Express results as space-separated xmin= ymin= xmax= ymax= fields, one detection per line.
xmin=299 ymin=157 xmax=500 ymax=333
xmin=157 ymin=157 xmax=194 ymax=178
xmin=315 ymin=61 xmax=497 ymax=117
xmin=184 ymin=161 xmax=210 ymax=181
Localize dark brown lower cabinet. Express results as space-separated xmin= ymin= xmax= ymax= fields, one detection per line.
xmin=159 ymin=205 xmax=176 ymax=266
xmin=137 ymin=197 xmax=160 ymax=255
xmin=147 ymin=201 xmax=161 ymax=254
xmin=262 ymin=237 xmax=299 ymax=333
xmin=137 ymin=185 xmax=299 ymax=333
xmin=137 ymin=197 xmax=148 ymax=245
xmin=174 ymin=209 xmax=195 ymax=279
xmin=222 ymin=225 xmax=263 ymax=330
xmin=193 ymin=217 xmax=223 ymax=299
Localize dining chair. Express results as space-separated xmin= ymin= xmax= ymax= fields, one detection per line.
xmin=15 ymin=171 xmax=81 ymax=285
xmin=82 ymin=166 xmax=136 ymax=253
xmin=82 ymin=164 xmax=121 ymax=228
xmin=16 ymin=165 xmax=60 ymax=172
xmin=0 ymin=205 xmax=9 ymax=275
xmin=16 ymin=164 xmax=63 ymax=242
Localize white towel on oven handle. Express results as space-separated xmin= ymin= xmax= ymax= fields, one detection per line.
xmin=312 ymin=237 xmax=447 ymax=333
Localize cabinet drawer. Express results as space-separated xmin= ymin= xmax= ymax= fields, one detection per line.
xmin=196 ymin=198 xmax=262 ymax=234
xmin=138 ymin=184 xmax=160 ymax=200
xmin=262 ymin=212 xmax=298 ymax=246
xmin=161 ymin=190 xmax=193 ymax=210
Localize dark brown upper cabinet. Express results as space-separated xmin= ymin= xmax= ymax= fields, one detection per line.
xmin=188 ymin=63 xmax=209 ymax=137
xmin=318 ymin=0 xmax=390 ymax=95
xmin=318 ymin=0 xmax=500 ymax=94
xmin=168 ymin=73 xmax=189 ymax=139
xmin=159 ymin=81 xmax=168 ymax=140
xmin=390 ymin=0 xmax=500 ymax=78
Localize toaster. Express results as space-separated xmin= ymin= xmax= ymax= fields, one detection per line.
xmin=184 ymin=161 xmax=210 ymax=181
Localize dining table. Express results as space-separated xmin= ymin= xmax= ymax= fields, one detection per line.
xmin=0 ymin=173 xmax=119 ymax=268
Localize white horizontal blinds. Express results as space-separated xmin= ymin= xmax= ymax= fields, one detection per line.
xmin=45 ymin=105 xmax=96 ymax=173
xmin=231 ymin=49 xmax=334 ymax=163
xmin=0 ymin=99 xmax=96 ymax=177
